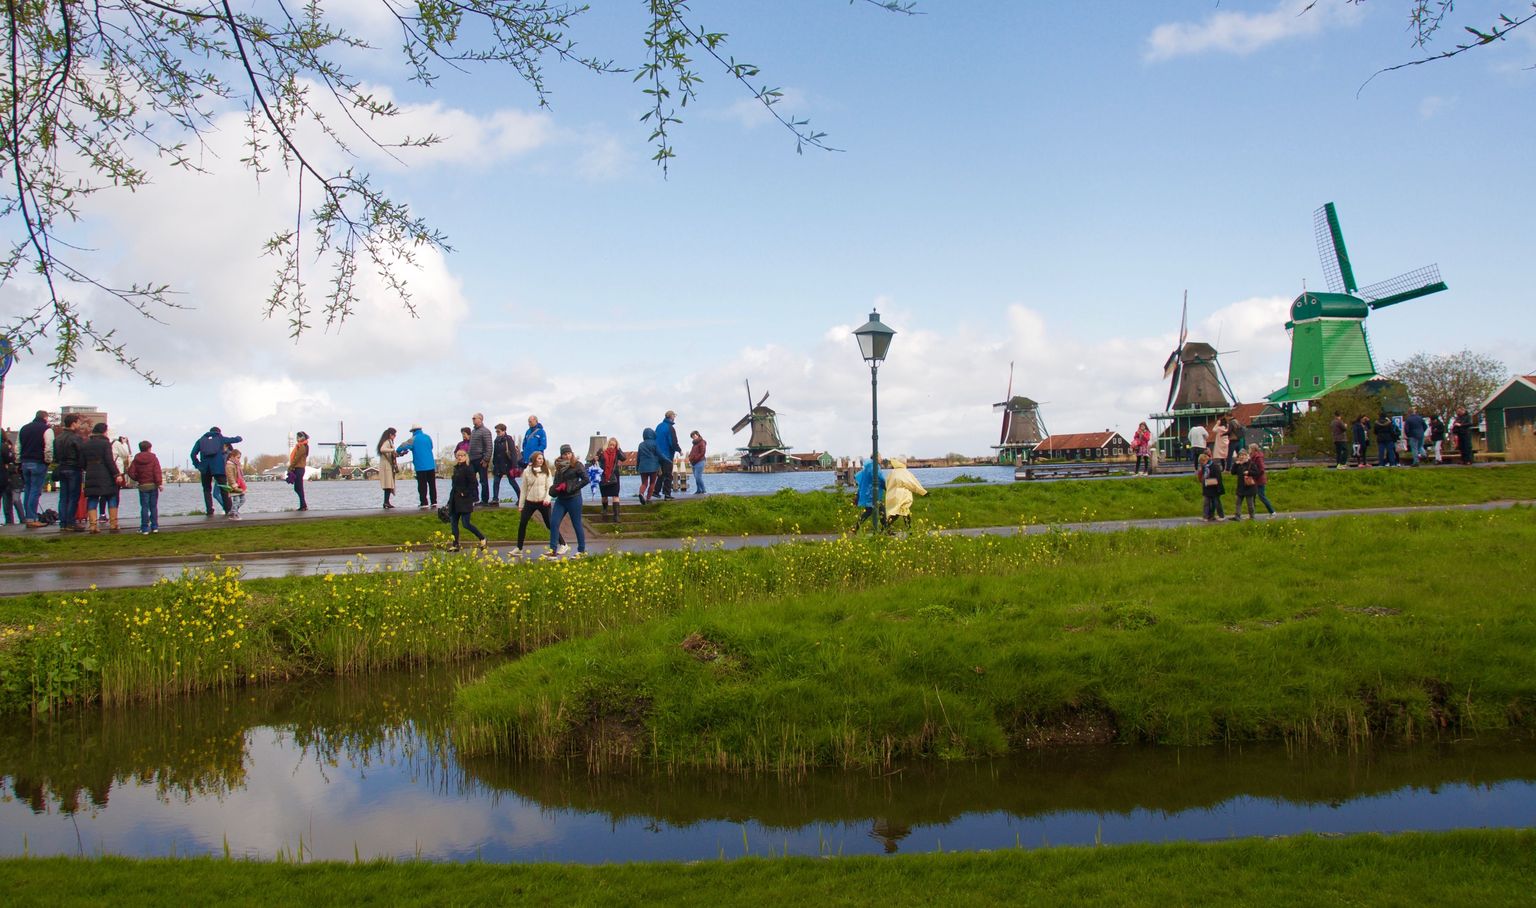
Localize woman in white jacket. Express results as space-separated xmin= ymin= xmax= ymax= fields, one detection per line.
xmin=514 ymin=451 xmax=563 ymax=555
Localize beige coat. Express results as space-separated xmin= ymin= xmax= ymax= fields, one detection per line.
xmin=377 ymin=439 xmax=398 ymax=491
xmin=883 ymin=460 xmax=927 ymax=518
xmin=519 ymin=467 xmax=553 ymax=506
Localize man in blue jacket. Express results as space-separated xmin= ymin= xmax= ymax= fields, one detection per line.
xmin=397 ymin=424 xmax=437 ymax=508
xmin=190 ymin=426 xmax=242 ymax=517
xmin=654 ymin=410 xmax=682 ymax=500
xmin=520 ymin=415 xmax=547 ymax=468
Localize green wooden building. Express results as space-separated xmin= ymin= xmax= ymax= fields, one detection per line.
xmin=1480 ymin=375 xmax=1536 ymax=461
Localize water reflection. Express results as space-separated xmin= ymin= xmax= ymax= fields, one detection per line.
xmin=2 ymin=660 xmax=1533 ymax=863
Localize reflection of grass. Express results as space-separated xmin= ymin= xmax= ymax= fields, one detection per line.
xmin=0 ymin=464 xmax=1531 ymax=564
xmin=453 ymin=509 xmax=1536 ymax=770
xmin=1 ymin=830 xmax=1533 ymax=901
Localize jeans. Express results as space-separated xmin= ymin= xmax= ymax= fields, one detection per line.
xmin=691 ymin=460 xmax=705 ymax=493
xmin=657 ymin=460 xmax=674 ymax=498
xmin=1190 ymin=447 xmax=1205 ymax=465
xmin=493 ymin=471 xmax=519 ymax=502
xmin=21 ymin=460 xmax=47 ymax=521
xmin=200 ymin=469 xmax=230 ymax=514
xmin=637 ymin=472 xmax=657 ymax=501
xmin=1334 ymin=442 xmax=1348 ymax=467
xmin=416 ymin=472 xmax=437 ymax=506
xmin=2 ymin=483 xmax=17 ymax=523
xmin=1377 ymin=443 xmax=1391 ymax=467
xmin=57 ymin=468 xmax=83 ymax=528
xmin=1408 ymin=437 xmax=1425 ymax=464
xmin=475 ymin=463 xmax=490 ymax=503
xmin=1255 ymin=483 xmax=1275 ymax=515
xmin=1202 ymin=493 xmax=1225 ymax=520
xmin=292 ymin=471 xmax=307 ymax=509
xmin=548 ymin=495 xmax=585 ymax=553
xmin=138 ymin=488 xmax=160 ymax=531
xmin=450 ymin=511 xmax=484 ymax=544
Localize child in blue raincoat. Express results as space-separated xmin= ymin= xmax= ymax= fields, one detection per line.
xmin=851 ymin=458 xmax=886 ymax=534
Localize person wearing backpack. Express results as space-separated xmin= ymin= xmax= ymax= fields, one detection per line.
xmin=190 ymin=426 xmax=242 ymax=516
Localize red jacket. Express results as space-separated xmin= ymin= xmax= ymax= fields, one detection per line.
xmin=126 ymin=451 xmax=163 ymax=487
xmin=687 ymin=436 xmax=707 ymax=465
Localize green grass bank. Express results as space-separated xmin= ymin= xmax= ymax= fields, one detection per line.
xmin=453 ymin=508 xmax=1536 ymax=769
xmin=1 ymin=463 xmax=1532 ymax=565
xmin=2 ymin=830 xmax=1532 ymax=906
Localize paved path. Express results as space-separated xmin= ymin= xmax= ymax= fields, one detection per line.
xmin=1 ymin=499 xmax=1528 ymax=596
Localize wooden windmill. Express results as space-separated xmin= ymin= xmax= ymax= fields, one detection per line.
xmin=319 ymin=421 xmax=366 ymax=473
xmin=1150 ymin=294 xmax=1240 ymax=459
xmin=1267 ymin=202 xmax=1447 ymax=407
xmin=992 ymin=362 xmax=1046 ymax=464
xmin=731 ymin=380 xmax=789 ymax=468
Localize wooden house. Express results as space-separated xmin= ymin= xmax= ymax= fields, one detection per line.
xmin=1034 ymin=431 xmax=1131 ymax=461
xmin=1480 ymin=375 xmax=1536 ymax=461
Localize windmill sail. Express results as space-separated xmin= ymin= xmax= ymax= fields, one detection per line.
xmin=1315 ymin=203 xmax=1357 ymax=294
xmin=1358 ymin=264 xmax=1447 ymax=310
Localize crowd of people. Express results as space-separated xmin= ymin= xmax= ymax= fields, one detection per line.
xmin=0 ymin=408 xmax=714 ymax=559
xmin=1328 ymin=407 xmax=1478 ymax=468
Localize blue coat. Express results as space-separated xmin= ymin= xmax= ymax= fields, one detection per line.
xmin=397 ymin=430 xmax=435 ymax=475
xmin=636 ymin=427 xmax=661 ymax=473
xmin=191 ymin=431 xmax=242 ymax=475
xmin=521 ymin=423 xmax=547 ymax=467
xmin=654 ymin=417 xmax=681 ymax=460
xmin=855 ymin=460 xmax=885 ymax=508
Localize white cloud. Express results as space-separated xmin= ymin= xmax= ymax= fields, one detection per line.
xmin=1145 ymin=0 xmax=1362 ymax=63
xmin=719 ymin=88 xmax=809 ymax=130
xmin=1418 ymin=94 xmax=1455 ymax=119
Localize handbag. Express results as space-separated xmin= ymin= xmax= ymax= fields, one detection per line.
xmin=138 ymin=482 xmax=157 ymax=492
xmin=1203 ymin=476 xmax=1219 ymax=487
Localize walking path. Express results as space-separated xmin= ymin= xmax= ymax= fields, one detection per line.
xmin=1 ymin=499 xmax=1527 ymax=596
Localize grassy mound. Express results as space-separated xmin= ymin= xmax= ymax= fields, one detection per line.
xmin=453 ymin=509 xmax=1536 ymax=769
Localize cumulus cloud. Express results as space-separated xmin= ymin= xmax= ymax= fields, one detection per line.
xmin=1418 ymin=95 xmax=1455 ymax=119
xmin=1145 ymin=0 xmax=1362 ymax=62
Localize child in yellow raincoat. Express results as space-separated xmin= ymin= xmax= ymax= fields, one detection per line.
xmin=882 ymin=460 xmax=927 ymax=531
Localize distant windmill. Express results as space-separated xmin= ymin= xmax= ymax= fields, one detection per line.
xmin=1268 ymin=202 xmax=1447 ymax=405
xmin=731 ymin=380 xmax=788 ymax=467
xmin=992 ymin=362 xmax=1046 ymax=464
xmin=1162 ymin=292 xmax=1237 ymax=412
xmin=319 ymin=421 xmax=366 ymax=471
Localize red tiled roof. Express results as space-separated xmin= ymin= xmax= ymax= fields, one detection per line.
xmin=1035 ymin=431 xmax=1126 ymax=452
xmin=1228 ymin=402 xmax=1271 ymax=422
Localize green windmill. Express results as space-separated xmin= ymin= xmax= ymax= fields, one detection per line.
xmin=1267 ymin=202 xmax=1447 ymax=407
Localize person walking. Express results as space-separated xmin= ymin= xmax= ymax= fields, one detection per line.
xmin=514 ymin=450 xmax=562 ymax=555
xmin=190 ymin=426 xmax=242 ymax=516
xmin=468 ymin=413 xmax=493 ymax=505
xmin=882 ymin=459 xmax=927 ymax=532
xmin=654 ymin=411 xmax=682 ymax=500
xmin=545 ymin=444 xmax=588 ymax=558
xmin=80 ymin=423 xmax=122 ymax=534
xmin=635 ymin=427 xmax=660 ymax=504
xmin=596 ymin=436 xmax=626 ymax=522
xmin=1403 ymin=408 xmax=1427 ymax=466
xmin=447 ymin=449 xmax=488 ymax=551
xmin=126 ymin=440 xmax=164 ymax=533
xmin=491 ymin=423 xmax=520 ymax=504
xmin=1248 ymin=444 xmax=1276 ymax=517
xmin=17 ymin=410 xmax=51 ymax=528
xmin=288 ymin=431 xmax=310 ymax=511
xmin=397 ymin=424 xmax=437 ymax=508
xmin=0 ymin=435 xmax=17 ymax=525
xmin=1330 ymin=412 xmax=1349 ymax=469
xmin=1373 ymin=414 xmax=1397 ymax=468
xmin=53 ymin=413 xmax=86 ymax=533
xmin=1197 ymin=452 xmax=1225 ymax=522
xmin=520 ymin=415 xmax=547 ymax=469
xmin=1353 ymin=415 xmax=1371 ymax=467
xmin=223 ymin=446 xmax=248 ymax=519
xmin=1451 ymin=407 xmax=1475 ymax=464
xmin=851 ymin=458 xmax=886 ymax=534
xmin=1131 ymin=422 xmax=1152 ymax=475
xmin=1231 ymin=448 xmax=1258 ymax=521
xmin=377 ymin=427 xmax=399 ymax=509
xmin=1430 ymin=414 xmax=1448 ymax=464
xmin=1187 ymin=421 xmax=1208 ymax=466
xmin=687 ymin=430 xmax=708 ymax=494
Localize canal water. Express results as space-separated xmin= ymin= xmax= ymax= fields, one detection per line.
xmin=3 ymin=660 xmax=1532 ymax=863
xmin=146 ymin=466 xmax=1015 ymax=517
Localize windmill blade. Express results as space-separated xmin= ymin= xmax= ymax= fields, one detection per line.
xmin=1359 ymin=264 xmax=1447 ymax=310
xmin=756 ymin=391 xmax=770 ymax=409
xmin=731 ymin=415 xmax=752 ymax=434
xmin=1165 ymin=362 xmax=1183 ymax=411
xmin=999 ymin=408 xmax=1011 ymax=446
xmin=1178 ymin=291 xmax=1188 ymax=349
xmin=1314 ymin=203 xmax=1358 ymax=294
xmin=744 ymin=380 xmax=754 ymax=413
xmin=1162 ymin=349 xmax=1181 ymax=380
xmin=1214 ymin=357 xmax=1239 ymax=407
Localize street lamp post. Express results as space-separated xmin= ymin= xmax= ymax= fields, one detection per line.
xmin=852 ymin=311 xmax=895 ymax=525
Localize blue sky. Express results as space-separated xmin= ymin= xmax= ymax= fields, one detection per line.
xmin=5 ymin=0 xmax=1532 ymax=464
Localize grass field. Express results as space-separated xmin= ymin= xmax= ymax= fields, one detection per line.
xmin=452 ymin=508 xmax=1536 ymax=769
xmin=1 ymin=830 xmax=1532 ymax=906
xmin=1 ymin=463 xmax=1532 ymax=565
